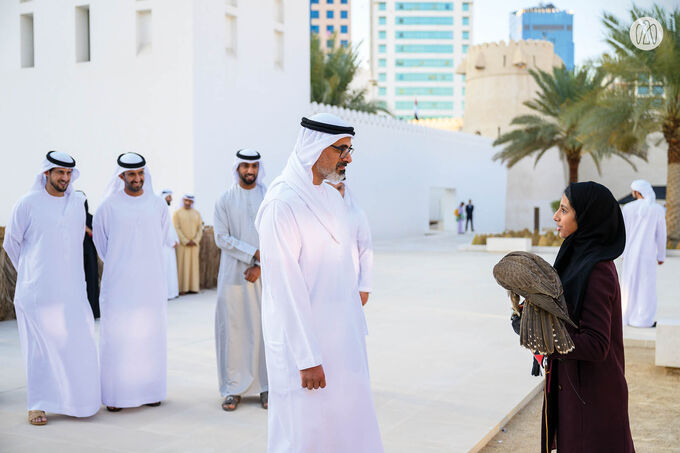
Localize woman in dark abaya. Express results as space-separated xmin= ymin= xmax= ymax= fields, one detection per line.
xmin=542 ymin=181 xmax=634 ymax=452
xmin=82 ymin=194 xmax=100 ymax=319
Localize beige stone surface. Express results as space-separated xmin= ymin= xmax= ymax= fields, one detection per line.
xmin=1 ymin=232 xmax=678 ymax=452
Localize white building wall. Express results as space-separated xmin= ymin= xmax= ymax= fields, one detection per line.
xmin=0 ymin=1 xmax=505 ymax=240
xmin=0 ymin=0 xmax=195 ymax=222
xmin=189 ymin=0 xmax=310 ymax=221
xmin=307 ymin=103 xmax=507 ymax=239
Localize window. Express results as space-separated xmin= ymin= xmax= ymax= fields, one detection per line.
xmin=274 ymin=30 xmax=284 ymax=68
xmin=379 ymin=87 xmax=386 ymax=96
xmin=341 ymin=10 xmax=348 ymax=18
xmin=396 ymin=16 xmax=453 ymax=25
xmin=395 ymin=87 xmax=453 ymax=95
xmin=311 ymin=0 xmax=318 ymax=3
xmin=652 ymin=85 xmax=664 ymax=95
xmin=340 ymin=40 xmax=348 ymax=47
xmin=378 ymin=58 xmax=386 ymax=67
xmin=327 ymin=0 xmax=334 ymax=3
xmin=396 ymin=44 xmax=454 ymax=53
xmin=462 ymin=44 xmax=468 ymax=54
xmin=136 ymin=10 xmax=152 ymax=55
xmin=378 ymin=2 xmax=386 ymax=10
xmin=326 ymin=25 xmax=334 ymax=33
xmin=637 ymin=86 xmax=650 ymax=95
xmin=396 ymin=30 xmax=453 ymax=39
xmin=396 ymin=58 xmax=453 ymax=67
xmin=341 ymin=25 xmax=348 ymax=33
xmin=396 ymin=73 xmax=453 ymax=81
xmin=311 ymin=25 xmax=319 ymax=33
xmin=378 ymin=31 xmax=386 ymax=39
xmin=396 ymin=2 xmax=453 ymax=10
xmin=462 ymin=87 xmax=465 ymax=96
xmin=396 ymin=101 xmax=453 ymax=110
xmin=341 ymin=0 xmax=348 ymax=3
xmin=462 ymin=16 xmax=469 ymax=26
xmin=225 ymin=13 xmax=237 ymax=55
xmin=75 ymin=6 xmax=90 ymax=62
xmin=326 ymin=39 xmax=334 ymax=48
xmin=20 ymin=13 xmax=34 ymax=68
xmin=462 ymin=31 xmax=469 ymax=40
xmin=378 ymin=73 xmax=386 ymax=82
xmin=379 ymin=16 xmax=386 ymax=25
xmin=462 ymin=2 xmax=470 ymax=11
xmin=379 ymin=44 xmax=386 ymax=53
xmin=327 ymin=10 xmax=334 ymax=19
xmin=311 ymin=10 xmax=319 ymax=19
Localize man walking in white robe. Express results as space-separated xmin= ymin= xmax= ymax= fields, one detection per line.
xmin=214 ymin=149 xmax=268 ymax=411
xmin=4 ymin=151 xmax=100 ymax=425
xmin=255 ymin=113 xmax=383 ymax=452
xmin=160 ymin=190 xmax=180 ymax=300
xmin=93 ymin=152 xmax=170 ymax=411
xmin=621 ymin=179 xmax=666 ymax=327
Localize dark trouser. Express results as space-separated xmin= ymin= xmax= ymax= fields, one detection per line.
xmin=465 ymin=216 xmax=474 ymax=232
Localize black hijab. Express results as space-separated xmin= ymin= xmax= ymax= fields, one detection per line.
xmin=553 ymin=182 xmax=626 ymax=323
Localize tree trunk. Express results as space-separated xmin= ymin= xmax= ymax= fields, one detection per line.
xmin=567 ymin=155 xmax=580 ymax=184
xmin=663 ymin=108 xmax=680 ymax=241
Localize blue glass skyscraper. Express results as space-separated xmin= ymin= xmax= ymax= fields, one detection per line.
xmin=509 ymin=4 xmax=574 ymax=70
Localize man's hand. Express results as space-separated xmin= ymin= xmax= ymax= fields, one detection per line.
xmin=85 ymin=226 xmax=93 ymax=237
xmin=300 ymin=365 xmax=326 ymax=390
xmin=244 ymin=265 xmax=261 ymax=283
xmin=187 ymin=240 xmax=197 ymax=246
xmin=173 ymin=242 xmax=178 ymax=249
xmin=254 ymin=250 xmax=261 ymax=262
xmin=658 ymin=261 xmax=664 ymax=265
xmin=360 ymin=291 xmax=369 ymax=306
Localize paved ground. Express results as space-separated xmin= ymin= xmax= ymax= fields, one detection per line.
xmin=1 ymin=232 xmax=678 ymax=452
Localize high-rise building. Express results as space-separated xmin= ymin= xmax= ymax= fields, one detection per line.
xmin=310 ymin=0 xmax=352 ymax=50
xmin=509 ymin=3 xmax=574 ymax=70
xmin=370 ymin=1 xmax=472 ymax=120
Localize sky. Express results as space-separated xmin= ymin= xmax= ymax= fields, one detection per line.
xmin=351 ymin=0 xmax=679 ymax=68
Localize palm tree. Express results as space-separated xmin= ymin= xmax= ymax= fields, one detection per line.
xmin=492 ymin=66 xmax=645 ymax=183
xmin=310 ymin=33 xmax=389 ymax=114
xmin=596 ymin=4 xmax=680 ymax=240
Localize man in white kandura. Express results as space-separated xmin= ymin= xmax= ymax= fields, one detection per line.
xmin=93 ymin=152 xmax=171 ymax=411
xmin=214 ymin=149 xmax=268 ymax=411
xmin=621 ymin=179 xmax=666 ymax=327
xmin=255 ymin=113 xmax=383 ymax=452
xmin=161 ymin=189 xmax=180 ymax=300
xmin=327 ymin=180 xmax=374 ymax=306
xmin=161 ymin=189 xmax=179 ymax=300
xmin=4 ymin=151 xmax=100 ymax=426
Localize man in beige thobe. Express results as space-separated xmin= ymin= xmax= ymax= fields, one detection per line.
xmin=173 ymin=194 xmax=203 ymax=294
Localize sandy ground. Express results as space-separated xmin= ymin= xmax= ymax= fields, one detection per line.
xmin=480 ymin=346 xmax=680 ymax=452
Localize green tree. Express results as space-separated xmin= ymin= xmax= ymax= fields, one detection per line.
xmin=593 ymin=4 xmax=680 ymax=240
xmin=492 ymin=66 xmax=645 ymax=183
xmin=310 ymin=34 xmax=389 ymax=114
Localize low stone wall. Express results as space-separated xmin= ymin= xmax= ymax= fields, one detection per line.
xmin=0 ymin=226 xmax=222 ymax=322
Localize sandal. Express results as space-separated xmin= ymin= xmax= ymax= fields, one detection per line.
xmin=260 ymin=391 xmax=269 ymax=409
xmin=106 ymin=406 xmax=122 ymax=412
xmin=145 ymin=402 xmax=161 ymax=407
xmin=221 ymin=395 xmax=241 ymax=411
xmin=28 ymin=410 xmax=47 ymax=425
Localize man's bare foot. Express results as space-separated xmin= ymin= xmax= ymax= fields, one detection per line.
xmin=28 ymin=410 xmax=47 ymax=425
xmin=145 ymin=402 xmax=161 ymax=407
xmin=106 ymin=406 xmax=122 ymax=412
